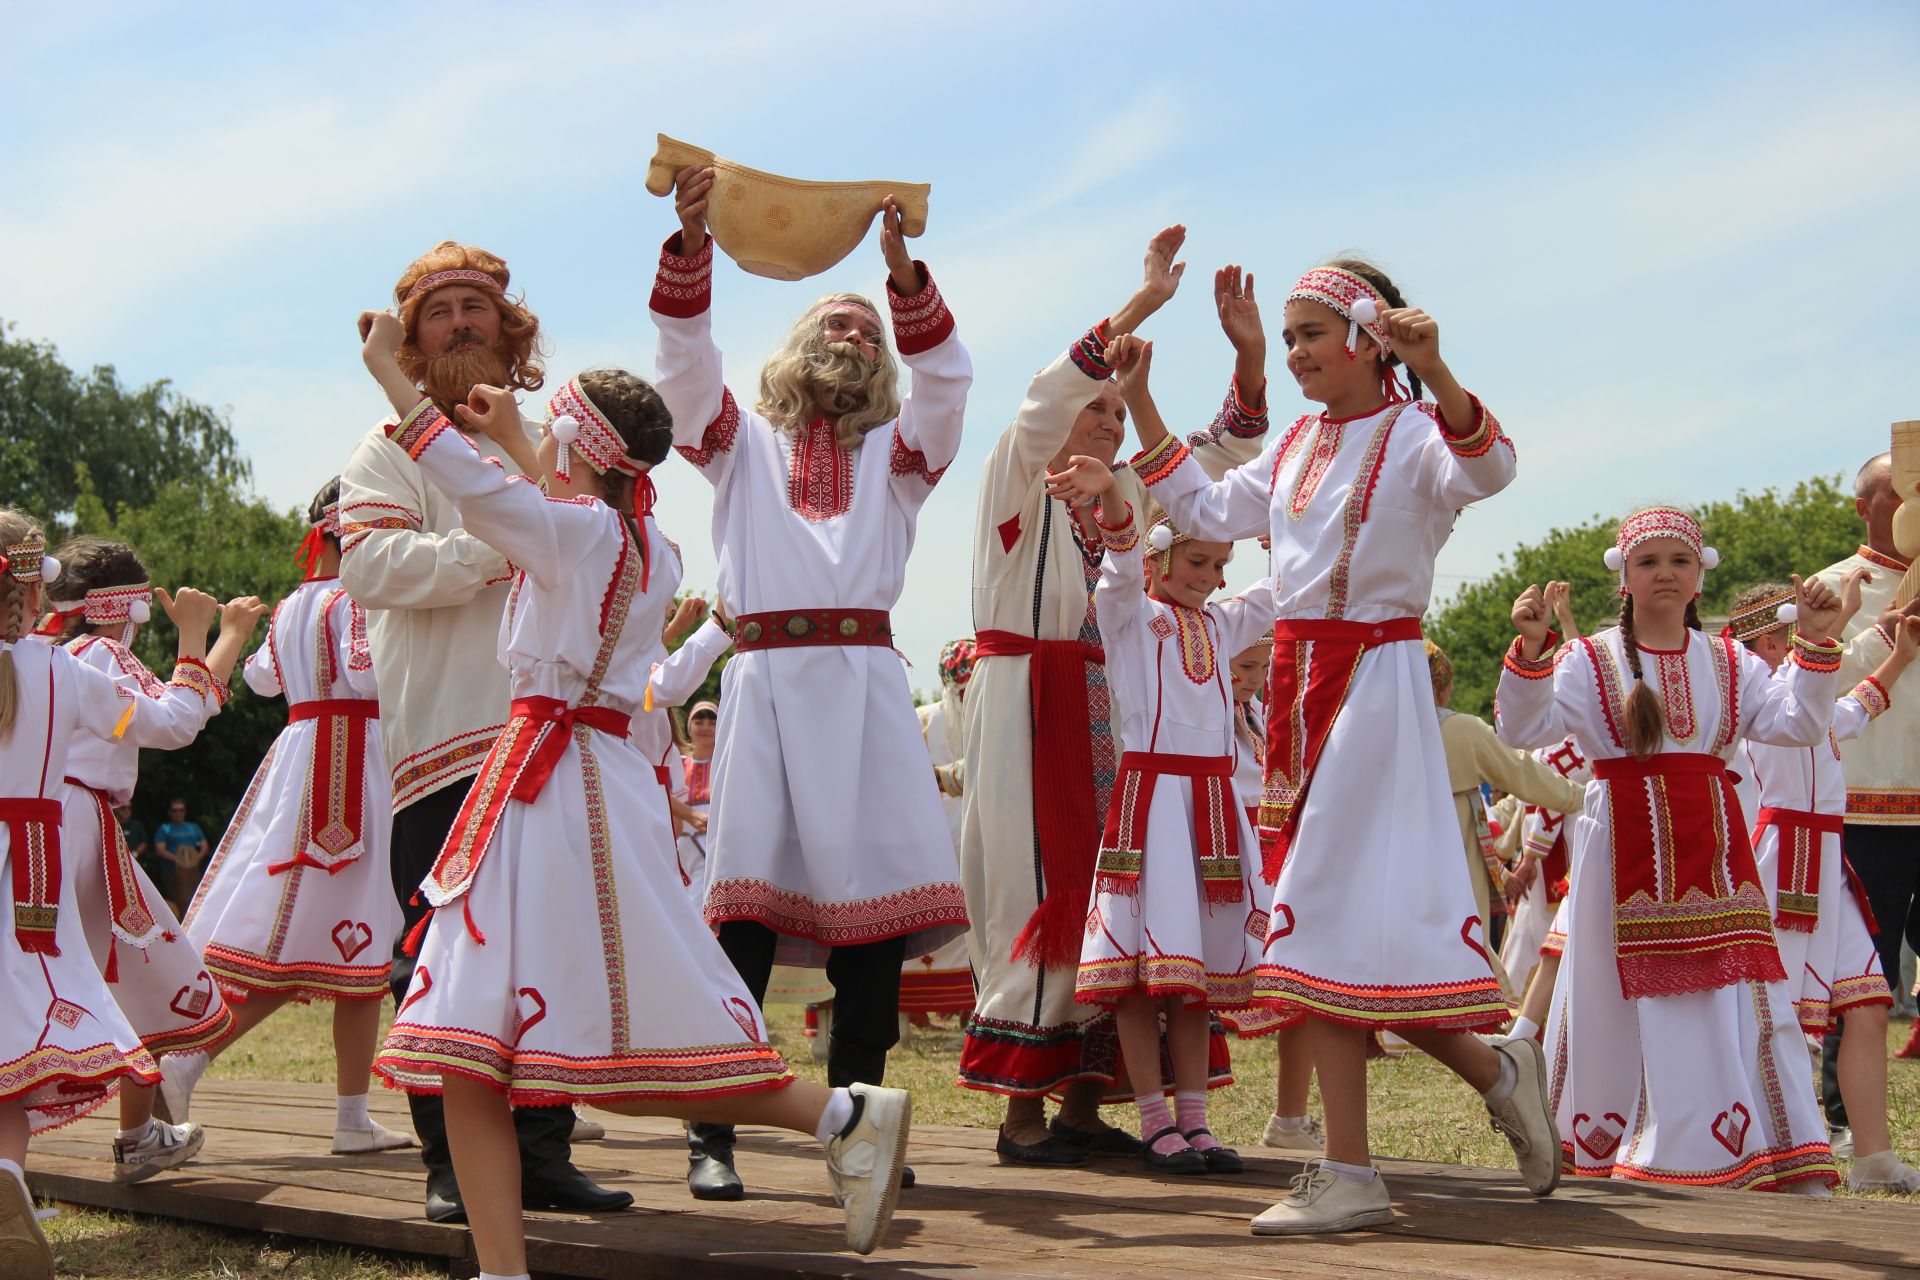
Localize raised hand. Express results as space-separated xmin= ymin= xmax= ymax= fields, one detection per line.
xmin=1214 ymin=265 xmax=1264 ymax=356
xmin=1894 ymin=614 xmax=1920 ymax=664
xmin=674 ymin=164 xmax=715 ymax=251
xmin=358 ymin=309 xmax=404 ymax=360
xmin=1792 ymin=572 xmax=1844 ymax=642
xmin=454 ymin=385 xmax=520 ymax=444
xmin=1142 ymin=225 xmax=1187 ymax=306
xmin=1835 ymin=566 xmax=1873 ymax=630
xmin=1042 ymin=454 xmax=1117 ymax=507
xmin=219 ymin=595 xmax=269 ymax=638
xmin=1512 ymin=584 xmax=1552 ymax=650
xmin=877 ymin=195 xmax=920 ymax=295
xmin=663 ymin=595 xmax=710 ymax=647
xmin=1877 ymin=594 xmax=1920 ymax=640
xmin=157 ymin=586 xmax=219 ymax=636
xmin=1107 ymin=334 xmax=1154 ymax=401
xmin=1378 ymin=306 xmax=1443 ymax=381
xmin=1543 ymin=580 xmax=1581 ymax=640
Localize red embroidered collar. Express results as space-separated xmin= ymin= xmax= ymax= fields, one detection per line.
xmin=1858 ymin=544 xmax=1910 ymax=572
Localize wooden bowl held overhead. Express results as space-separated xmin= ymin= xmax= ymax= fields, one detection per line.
xmin=644 ymin=134 xmax=931 ymax=282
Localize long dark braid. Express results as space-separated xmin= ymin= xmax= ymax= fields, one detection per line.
xmin=1618 ymin=595 xmax=1665 ymax=758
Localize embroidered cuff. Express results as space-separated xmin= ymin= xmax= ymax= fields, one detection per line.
xmin=1853 ymin=676 xmax=1892 ymax=719
xmin=1219 ymin=376 xmax=1268 ymax=439
xmin=1790 ymin=632 xmax=1844 ymax=673
xmin=1870 ymin=622 xmax=1897 ymax=653
xmin=1070 ymin=320 xmax=1114 ymax=380
xmin=1503 ymin=634 xmax=1559 ymax=679
xmin=651 ymin=232 xmax=714 ymax=318
xmin=889 ymin=432 xmax=948 ymax=487
xmin=1095 ymin=502 xmax=1138 ymax=552
xmin=1437 ymin=393 xmax=1502 ymax=458
xmin=676 ymin=387 xmax=741 ymax=469
xmin=169 ymin=657 xmax=229 ymax=707
xmin=887 ymin=263 xmax=954 ymax=355
xmin=1131 ymin=437 xmax=1189 ymax=487
xmin=387 ymin=399 xmax=451 ymax=460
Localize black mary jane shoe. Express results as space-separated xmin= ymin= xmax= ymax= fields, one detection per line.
xmin=1183 ymin=1128 xmax=1244 ymax=1175
xmin=1140 ymin=1126 xmax=1208 ymax=1176
xmin=995 ymin=1127 xmax=1088 ymax=1167
xmin=687 ymin=1146 xmax=745 ymax=1201
xmin=1048 ymin=1118 xmax=1146 ymax=1158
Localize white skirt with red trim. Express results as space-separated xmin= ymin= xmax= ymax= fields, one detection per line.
xmin=184 ymin=725 xmax=402 ymax=1004
xmin=374 ymin=726 xmax=793 ymax=1105
xmin=1750 ymin=824 xmax=1891 ymax=1036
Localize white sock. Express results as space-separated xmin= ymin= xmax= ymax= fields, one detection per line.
xmin=1510 ymin=1015 xmax=1540 ymax=1042
xmin=815 ymin=1087 xmax=855 ymax=1147
xmin=479 ymin=1273 xmax=531 ymax=1280
xmin=1271 ymin=1114 xmax=1310 ymax=1131
xmin=116 ymin=1120 xmax=155 ymax=1144
xmin=1321 ymin=1157 xmax=1378 ymax=1184
xmin=335 ymin=1093 xmax=372 ymax=1130
xmin=0 ymin=1157 xmax=26 ymax=1197
xmin=1483 ymin=1049 xmax=1518 ymax=1103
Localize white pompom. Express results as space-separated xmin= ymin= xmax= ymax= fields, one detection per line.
xmin=550 ymin=414 xmax=580 ymax=444
xmin=1348 ymin=296 xmax=1379 ymax=326
xmin=1147 ymin=525 xmax=1175 ymax=551
xmin=128 ymin=599 xmax=151 ymax=624
xmin=1776 ymin=602 xmax=1798 ymax=625
xmin=39 ymin=555 xmax=60 ymax=583
xmin=1603 ymin=546 xmax=1624 ymax=572
xmin=1700 ymin=546 xmax=1720 ymax=570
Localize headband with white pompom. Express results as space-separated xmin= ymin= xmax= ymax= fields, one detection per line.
xmin=1603 ymin=507 xmax=1718 ymax=596
xmin=1288 ymin=267 xmax=1393 ymax=360
xmin=1 ymin=534 xmax=60 ymax=586
xmin=546 ymin=378 xmax=657 ymax=591
xmin=1724 ymin=587 xmax=1797 ymax=642
xmin=1144 ymin=516 xmax=1195 ymax=576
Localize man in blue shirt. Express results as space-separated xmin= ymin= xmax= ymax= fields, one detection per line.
xmin=153 ymin=799 xmax=209 ymax=914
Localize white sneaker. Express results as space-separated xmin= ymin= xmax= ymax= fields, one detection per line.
xmin=571 ymin=1111 xmax=607 ymax=1142
xmin=825 ymin=1083 xmax=911 ymax=1255
xmin=155 ymin=1051 xmax=206 ymax=1123
xmin=0 ymin=1170 xmax=53 ymax=1280
xmin=1260 ymin=1115 xmax=1326 ymax=1154
xmin=331 ymin=1121 xmax=417 ymax=1155
xmin=112 ymin=1120 xmax=205 ymax=1183
xmin=1250 ymin=1160 xmax=1394 ymax=1235
xmin=1830 ymin=1126 xmax=1854 ymax=1160
xmin=1485 ymin=1036 xmax=1560 ymax=1196
xmin=1849 ymin=1150 xmax=1920 ymax=1194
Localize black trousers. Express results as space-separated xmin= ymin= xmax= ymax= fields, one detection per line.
xmin=1817 ymin=823 xmax=1918 ymax=1128
xmin=691 ymin=922 xmax=909 ymax=1152
xmin=390 ymin=779 xmax=574 ymax=1184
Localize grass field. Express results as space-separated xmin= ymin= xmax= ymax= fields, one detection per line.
xmin=38 ymin=1000 xmax=1920 ymax=1278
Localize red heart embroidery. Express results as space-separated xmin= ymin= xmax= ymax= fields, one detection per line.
xmin=1711 ymin=1102 xmax=1751 ymax=1156
xmin=400 ymin=966 xmax=432 ymax=1013
xmin=1572 ymin=1111 xmax=1626 ymax=1160
xmin=1263 ymin=903 xmax=1296 ymax=951
xmin=1460 ymin=916 xmax=1490 ymax=963
xmin=332 ymin=920 xmax=373 ymax=963
xmin=725 ymin=997 xmax=761 ymax=1043
xmin=511 ymin=987 xmax=547 ymax=1047
xmin=170 ymin=971 xmax=214 ymax=1020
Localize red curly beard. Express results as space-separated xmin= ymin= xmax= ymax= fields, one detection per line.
xmin=404 ymin=335 xmax=513 ymax=416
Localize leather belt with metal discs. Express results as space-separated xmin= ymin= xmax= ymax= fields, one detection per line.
xmin=732 ymin=608 xmax=895 ymax=652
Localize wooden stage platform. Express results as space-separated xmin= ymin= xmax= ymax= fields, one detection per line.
xmin=25 ymin=1079 xmax=1919 ymax=1279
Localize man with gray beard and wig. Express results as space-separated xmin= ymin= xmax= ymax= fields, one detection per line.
xmin=336 ymin=242 xmax=631 ymax=1224
xmin=652 ymin=165 xmax=972 ymax=1201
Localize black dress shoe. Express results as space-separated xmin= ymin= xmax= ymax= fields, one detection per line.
xmin=1183 ymin=1129 xmax=1244 ymax=1174
xmin=522 ymin=1162 xmax=634 ymax=1212
xmin=688 ymin=1146 xmax=745 ymax=1201
xmin=1049 ymin=1118 xmax=1146 ymax=1158
xmin=900 ymin=1164 xmax=916 ymax=1189
xmin=994 ymin=1127 xmax=1087 ymax=1166
xmin=424 ymin=1170 xmax=467 ymax=1224
xmin=1140 ymin=1127 xmax=1207 ymax=1175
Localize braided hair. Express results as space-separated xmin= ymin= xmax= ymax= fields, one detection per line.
xmin=1615 ymin=594 xmax=1705 ymax=758
xmin=0 ymin=508 xmax=43 ymax=740
xmin=572 ymin=370 xmax=674 ymax=568
xmin=1327 ymin=257 xmax=1423 ymax=402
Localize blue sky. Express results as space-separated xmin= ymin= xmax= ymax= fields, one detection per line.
xmin=4 ymin=2 xmax=1916 ymax=686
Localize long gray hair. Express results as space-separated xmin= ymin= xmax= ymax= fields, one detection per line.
xmin=756 ymin=294 xmax=902 ymax=449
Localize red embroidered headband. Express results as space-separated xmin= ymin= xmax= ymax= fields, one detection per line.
xmin=1 ymin=535 xmax=59 ymax=585
xmin=1725 ymin=587 xmax=1797 ymax=642
xmin=1604 ymin=507 xmax=1719 ymax=588
xmin=1289 ymin=267 xmax=1391 ymax=357
xmin=547 ymin=379 xmax=645 ymax=483
xmin=810 ymin=298 xmax=882 ymax=333
xmin=83 ymin=582 xmax=153 ymax=627
xmin=403 ymin=268 xmax=504 ymax=303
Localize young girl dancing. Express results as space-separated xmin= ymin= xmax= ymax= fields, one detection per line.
xmin=176 ymin=479 xmax=410 ymax=1155
xmin=1499 ymin=511 xmax=1848 ymax=1193
xmin=356 ymin=313 xmax=910 ymax=1279
xmin=1057 ymin=433 xmax=1273 ymax=1175
xmin=0 ymin=512 xmax=162 ymax=1278
xmin=1727 ymin=577 xmax=1920 ymax=1193
xmin=1052 ymin=265 xmax=1550 ymax=1232
xmin=49 ymin=538 xmax=265 ymax=1182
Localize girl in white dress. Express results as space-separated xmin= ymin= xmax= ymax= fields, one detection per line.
xmin=1727 ymin=578 xmax=1920 ymax=1193
xmin=178 ymin=480 xmax=410 ymax=1155
xmin=1499 ymin=509 xmax=1847 ymax=1193
xmin=49 ymin=537 xmax=265 ymax=1183
xmin=357 ymin=314 xmax=911 ymax=1277
xmin=1054 ymin=267 xmax=1553 ymax=1233
xmin=0 ymin=512 xmax=160 ymax=1279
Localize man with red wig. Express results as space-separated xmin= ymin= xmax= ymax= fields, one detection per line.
xmin=338 ymin=242 xmax=631 ymax=1223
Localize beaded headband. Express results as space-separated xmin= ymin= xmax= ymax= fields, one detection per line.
xmin=1604 ymin=507 xmax=1719 ymax=593
xmin=402 ymin=268 xmax=505 ymax=304
xmin=1289 ymin=267 xmax=1392 ymax=358
xmin=810 ymin=298 xmax=883 ymax=334
xmin=84 ymin=582 xmax=152 ymax=627
xmin=547 ymin=379 xmax=644 ymax=484
xmin=1725 ymin=587 xmax=1797 ymax=642
xmin=1 ymin=535 xmax=60 ymax=585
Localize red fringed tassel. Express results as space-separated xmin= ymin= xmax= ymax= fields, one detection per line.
xmin=104 ymin=938 xmax=119 ymax=984
xmin=401 ymin=909 xmax=433 ymax=957
xmin=294 ymin=526 xmax=327 ymax=580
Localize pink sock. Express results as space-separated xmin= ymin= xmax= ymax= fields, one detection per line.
xmin=1135 ymin=1093 xmax=1187 ymax=1156
xmin=1175 ymin=1091 xmax=1221 ymax=1151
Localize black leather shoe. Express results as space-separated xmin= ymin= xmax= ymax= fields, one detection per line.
xmin=521 ymin=1162 xmax=634 ymax=1212
xmin=1141 ymin=1126 xmax=1207 ymax=1175
xmin=1183 ymin=1129 xmax=1244 ymax=1174
xmin=424 ymin=1170 xmax=466 ymax=1224
xmin=687 ymin=1146 xmax=745 ymax=1201
xmin=901 ymin=1164 xmax=916 ymax=1189
xmin=994 ymin=1127 xmax=1087 ymax=1166
xmin=1049 ymin=1118 xmax=1146 ymax=1158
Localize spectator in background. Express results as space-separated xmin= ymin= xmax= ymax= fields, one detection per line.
xmin=115 ymin=802 xmax=157 ymax=884
xmin=152 ymin=799 xmax=209 ymax=914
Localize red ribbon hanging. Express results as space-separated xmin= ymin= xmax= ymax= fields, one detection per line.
xmin=294 ymin=526 xmax=327 ymax=581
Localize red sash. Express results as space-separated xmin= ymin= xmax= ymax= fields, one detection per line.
xmin=271 ymin=699 xmax=380 ymax=875
xmin=1096 ymin=751 xmax=1242 ymax=904
xmin=426 ymin=697 xmax=631 ymax=908
xmin=1260 ymin=617 xmax=1422 ymax=882
xmin=974 ymin=628 xmax=1107 ymax=969
xmin=1753 ymin=806 xmax=1843 ymax=934
xmin=66 ymin=779 xmax=161 ymax=951
xmin=1592 ymin=753 xmax=1785 ymax=998
xmin=2 ymin=797 xmax=63 ymax=955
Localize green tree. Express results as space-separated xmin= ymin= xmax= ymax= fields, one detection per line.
xmin=1430 ymin=475 xmax=1862 ymax=718
xmin=1 ymin=323 xmax=250 ymax=532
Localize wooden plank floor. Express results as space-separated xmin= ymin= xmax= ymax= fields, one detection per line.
xmin=25 ymin=1079 xmax=1919 ymax=1279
